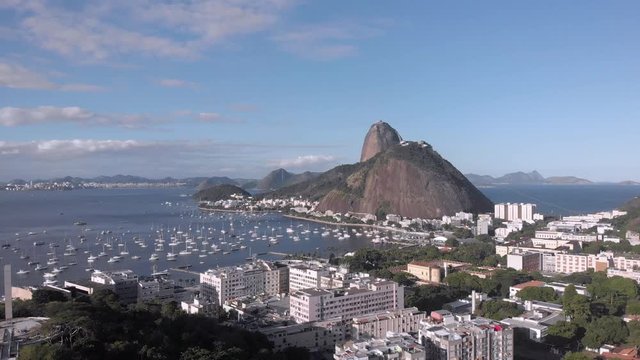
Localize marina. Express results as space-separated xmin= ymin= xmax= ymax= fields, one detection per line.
xmin=0 ymin=188 xmax=384 ymax=289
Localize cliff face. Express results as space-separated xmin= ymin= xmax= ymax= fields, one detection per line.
xmin=268 ymin=122 xmax=493 ymax=219
xmin=360 ymin=121 xmax=402 ymax=162
xmin=316 ymin=142 xmax=493 ymax=218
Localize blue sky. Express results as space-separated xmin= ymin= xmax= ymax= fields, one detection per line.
xmin=1 ymin=0 xmax=639 ymax=182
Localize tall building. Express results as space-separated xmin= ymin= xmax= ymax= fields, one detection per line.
xmin=289 ymin=279 xmax=404 ymax=323
xmin=90 ymin=269 xmax=139 ymax=304
xmin=507 ymin=252 xmax=542 ymax=272
xmin=495 ymin=203 xmax=537 ymax=223
xmin=419 ymin=311 xmax=514 ymax=360
xmin=200 ymin=260 xmax=288 ymax=305
xmin=288 ymin=263 xmax=330 ymax=292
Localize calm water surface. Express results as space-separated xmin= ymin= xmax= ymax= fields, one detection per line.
xmin=1 ymin=185 xmax=639 ymax=288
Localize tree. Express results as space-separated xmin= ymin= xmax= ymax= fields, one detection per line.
xmin=32 ymin=289 xmax=68 ymax=304
xmin=627 ymin=321 xmax=640 ymax=346
xmin=563 ymin=294 xmax=591 ymax=326
xmin=478 ymin=300 xmax=523 ymax=321
xmin=443 ymin=272 xmax=482 ymax=293
xmin=562 ymin=352 xmax=592 ymax=360
xmin=626 ymin=300 xmax=640 ymax=315
xmin=581 ymin=316 xmax=628 ymax=349
xmin=546 ymin=321 xmax=579 ymax=347
xmin=517 ymin=287 xmax=557 ymax=302
xmin=445 ymin=238 xmax=460 ymax=247
xmin=392 ymin=272 xmax=417 ymax=286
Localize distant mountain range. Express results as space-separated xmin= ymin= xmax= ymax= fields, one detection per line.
xmin=5 ymin=169 xmax=638 ymax=190
xmin=464 ymin=171 xmax=594 ymax=186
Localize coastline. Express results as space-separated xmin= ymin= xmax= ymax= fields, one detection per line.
xmin=197 ymin=206 xmax=275 ymax=214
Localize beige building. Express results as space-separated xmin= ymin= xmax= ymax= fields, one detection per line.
xmin=289 ymin=279 xmax=404 ymax=323
xmin=352 ymin=307 xmax=427 ymax=339
xmin=405 ymin=260 xmax=468 ymax=284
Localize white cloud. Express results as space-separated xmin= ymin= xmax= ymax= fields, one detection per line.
xmin=0 ymin=139 xmax=152 ymax=158
xmin=0 ymin=61 xmax=104 ymax=91
xmin=274 ymin=154 xmax=337 ymax=169
xmin=0 ymin=106 xmax=157 ymax=128
xmin=3 ymin=0 xmax=294 ymax=60
xmin=273 ymin=22 xmax=382 ymax=60
xmin=157 ymin=78 xmax=194 ymax=88
xmin=197 ymin=112 xmax=222 ymax=122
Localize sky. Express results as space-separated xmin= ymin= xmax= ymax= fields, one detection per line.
xmin=0 ymin=0 xmax=639 ymax=182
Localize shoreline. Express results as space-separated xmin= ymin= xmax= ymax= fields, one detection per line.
xmin=197 ymin=206 xmax=276 ymax=214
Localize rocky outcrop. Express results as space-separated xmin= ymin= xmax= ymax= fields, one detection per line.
xmin=360 ymin=121 xmax=402 ymax=162
xmin=268 ymin=122 xmax=493 ymax=218
xmin=316 ymin=142 xmax=493 ymax=218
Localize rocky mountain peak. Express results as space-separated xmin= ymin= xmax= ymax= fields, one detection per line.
xmin=360 ymin=121 xmax=402 ymax=162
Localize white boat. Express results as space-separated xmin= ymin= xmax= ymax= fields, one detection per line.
xmin=43 ymin=279 xmax=58 ymax=286
xmin=16 ymin=269 xmax=30 ymax=275
xmin=35 ymin=264 xmax=48 ymax=271
xmin=149 ymin=253 xmax=160 ymax=261
xmin=107 ymin=257 xmax=120 ymax=263
xmin=131 ymin=255 xmax=141 ymax=260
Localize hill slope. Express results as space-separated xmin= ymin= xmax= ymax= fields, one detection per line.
xmin=192 ymin=184 xmax=251 ymax=202
xmin=256 ymin=168 xmax=319 ymax=191
xmin=270 ymin=139 xmax=493 ymax=219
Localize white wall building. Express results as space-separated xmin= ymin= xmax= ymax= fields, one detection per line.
xmin=289 ymin=279 xmax=404 ymax=323
xmin=495 ymin=203 xmax=537 ymax=223
xmin=200 ymin=260 xmax=288 ymax=305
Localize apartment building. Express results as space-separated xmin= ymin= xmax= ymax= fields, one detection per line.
xmin=535 ymin=230 xmax=598 ymax=242
xmin=351 ymin=307 xmax=427 ymax=340
xmin=259 ymin=318 xmax=352 ymax=352
xmin=289 ymin=279 xmax=404 ymax=323
xmin=495 ymin=203 xmax=536 ymax=223
xmin=419 ymin=311 xmax=514 ymax=360
xmin=90 ymin=269 xmax=139 ymax=304
xmin=334 ymin=332 xmax=425 ymax=360
xmin=137 ymin=277 xmax=175 ymax=303
xmin=200 ymin=260 xmax=288 ymax=305
xmin=507 ymin=252 xmax=542 ymax=272
xmin=288 ymin=263 xmax=329 ymax=292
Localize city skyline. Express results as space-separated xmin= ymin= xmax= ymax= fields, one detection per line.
xmin=1 ymin=1 xmax=639 ymax=182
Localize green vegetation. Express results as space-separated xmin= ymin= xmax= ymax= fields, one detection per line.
xmin=612 ymin=196 xmax=640 ymax=234
xmin=477 ymin=300 xmax=523 ymax=320
xmin=517 ymin=286 xmax=558 ymax=302
xmin=193 ymin=184 xmax=251 ymax=202
xmin=17 ymin=289 xmax=306 ymax=360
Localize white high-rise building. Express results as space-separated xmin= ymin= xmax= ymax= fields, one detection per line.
xmin=289 ymin=279 xmax=404 ymax=323
xmin=288 ymin=263 xmax=330 ymax=292
xmin=495 ymin=203 xmax=537 ymax=223
xmin=200 ymin=260 xmax=288 ymax=305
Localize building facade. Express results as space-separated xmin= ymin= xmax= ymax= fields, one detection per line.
xmin=289 ymin=280 xmax=404 ymax=323
xmin=200 ymin=260 xmax=288 ymax=305
xmin=419 ymin=312 xmax=514 ymax=360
